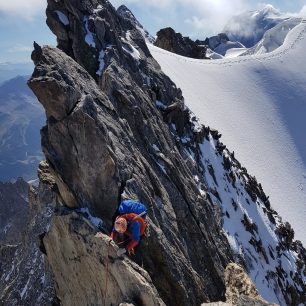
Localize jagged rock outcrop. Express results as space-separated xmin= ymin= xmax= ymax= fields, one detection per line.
xmin=1 ymin=0 xmax=305 ymax=305
xmin=201 ymin=263 xmax=276 ymax=306
xmin=203 ymin=33 xmax=230 ymax=50
xmin=116 ymin=5 xmax=155 ymax=43
xmin=200 ymin=34 xmax=245 ymax=56
xmin=154 ymin=29 xmax=245 ymax=59
xmin=154 ymin=27 xmax=209 ymax=59
xmin=224 ymin=263 xmax=275 ymax=305
xmin=0 ymin=177 xmax=57 ymax=305
xmin=0 ymin=178 xmax=29 ymax=243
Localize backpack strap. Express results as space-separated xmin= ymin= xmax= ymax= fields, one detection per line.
xmin=121 ymin=213 xmax=147 ymax=236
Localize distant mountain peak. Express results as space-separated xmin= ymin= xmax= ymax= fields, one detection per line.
xmin=259 ymin=4 xmax=281 ymax=16
xmin=117 ymin=4 xmax=155 ymax=43
xmin=224 ymin=5 xmax=286 ymax=47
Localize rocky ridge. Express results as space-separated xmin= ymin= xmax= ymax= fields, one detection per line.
xmin=154 ymin=27 xmax=209 ymax=59
xmin=154 ymin=28 xmax=244 ymax=59
xmin=117 ymin=5 xmax=155 ymax=44
xmin=1 ymin=0 xmax=305 ymax=305
xmin=0 ymin=177 xmax=29 ymax=243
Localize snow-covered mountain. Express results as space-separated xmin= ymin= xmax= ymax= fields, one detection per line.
xmin=149 ymin=20 xmax=306 ymax=248
xmin=0 ymin=76 xmax=44 ymax=181
xmin=204 ymin=33 xmax=245 ymax=58
xmin=241 ymin=17 xmax=303 ymax=56
xmin=223 ymin=4 xmax=286 ymax=48
xmin=200 ymin=5 xmax=302 ymax=59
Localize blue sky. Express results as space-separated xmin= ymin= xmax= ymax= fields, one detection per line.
xmin=0 ymin=0 xmax=305 ymax=63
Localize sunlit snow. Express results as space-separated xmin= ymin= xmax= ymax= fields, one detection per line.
xmin=55 ymin=10 xmax=69 ymax=26
xmin=84 ymin=16 xmax=96 ymax=48
xmin=149 ymin=19 xmax=306 ymax=246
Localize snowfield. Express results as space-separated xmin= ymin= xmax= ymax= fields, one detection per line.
xmin=149 ymin=19 xmax=306 ymax=246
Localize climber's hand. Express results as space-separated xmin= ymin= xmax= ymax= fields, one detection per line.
xmin=128 ymin=249 xmax=135 ymax=256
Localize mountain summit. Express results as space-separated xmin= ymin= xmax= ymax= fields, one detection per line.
xmin=117 ymin=5 xmax=155 ymax=43
xmin=224 ymin=4 xmax=285 ymax=47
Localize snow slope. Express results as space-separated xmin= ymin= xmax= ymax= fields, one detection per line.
xmin=149 ymin=19 xmax=306 ymax=246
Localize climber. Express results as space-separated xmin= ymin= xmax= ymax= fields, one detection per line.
xmin=110 ymin=199 xmax=147 ymax=256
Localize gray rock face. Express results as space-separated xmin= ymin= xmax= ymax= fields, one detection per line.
xmin=204 ymin=33 xmax=230 ymax=50
xmin=117 ymin=5 xmax=155 ymax=43
xmin=0 ymin=179 xmax=57 ymax=306
xmin=154 ymin=27 xmax=209 ymax=59
xmin=2 ymin=0 xmax=305 ymax=306
xmin=29 ymin=0 xmax=235 ymax=304
xmin=28 ymin=38 xmax=231 ymax=306
xmin=43 ymin=214 xmax=166 ymax=306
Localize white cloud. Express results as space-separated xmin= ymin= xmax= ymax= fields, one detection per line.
xmin=287 ymin=5 xmax=306 ymax=17
xmin=182 ymin=0 xmax=251 ymax=34
xmin=111 ymin=0 xmax=251 ymax=34
xmin=111 ymin=0 xmax=172 ymax=9
xmin=0 ymin=0 xmax=46 ymax=20
xmin=8 ymin=44 xmax=33 ymax=53
xmin=300 ymin=5 xmax=306 ymax=16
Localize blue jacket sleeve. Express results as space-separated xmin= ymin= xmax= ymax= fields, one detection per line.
xmin=131 ymin=221 xmax=141 ymax=242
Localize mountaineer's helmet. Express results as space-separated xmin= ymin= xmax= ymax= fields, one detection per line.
xmin=114 ymin=217 xmax=127 ymax=233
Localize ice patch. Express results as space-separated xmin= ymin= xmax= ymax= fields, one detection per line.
xmin=96 ymin=49 xmax=105 ymax=76
xmin=122 ymin=31 xmax=140 ymax=61
xmin=152 ymin=144 xmax=160 ymax=152
xmin=122 ymin=44 xmax=140 ymax=61
xmin=181 ymin=136 xmax=191 ymax=144
xmin=55 ymin=10 xmax=69 ymax=26
xmin=79 ymin=208 xmax=104 ymax=228
xmin=156 ymin=161 xmax=166 ymax=174
xmin=84 ymin=17 xmax=96 ymax=48
xmin=20 ymin=277 xmax=31 ymax=299
xmin=155 ymin=100 xmax=166 ymax=110
xmin=225 ymin=231 xmax=240 ymax=253
xmin=93 ymin=4 xmax=103 ymax=13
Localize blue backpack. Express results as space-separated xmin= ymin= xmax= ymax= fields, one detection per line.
xmin=118 ymin=199 xmax=147 ymax=216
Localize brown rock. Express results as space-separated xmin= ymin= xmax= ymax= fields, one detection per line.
xmin=43 ymin=214 xmax=166 ymax=306
xmin=224 ymin=263 xmax=276 ymax=306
